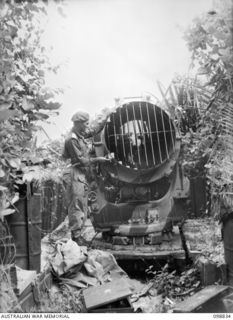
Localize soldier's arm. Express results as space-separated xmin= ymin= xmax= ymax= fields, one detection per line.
xmin=86 ymin=107 xmax=114 ymax=138
xmin=71 ymin=139 xmax=109 ymax=166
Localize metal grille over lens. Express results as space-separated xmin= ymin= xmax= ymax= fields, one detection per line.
xmin=105 ymin=102 xmax=176 ymax=169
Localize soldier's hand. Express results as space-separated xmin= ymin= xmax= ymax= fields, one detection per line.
xmin=95 ymin=156 xmax=111 ymax=163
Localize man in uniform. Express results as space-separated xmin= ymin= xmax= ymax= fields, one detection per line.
xmin=62 ymin=110 xmax=110 ymax=243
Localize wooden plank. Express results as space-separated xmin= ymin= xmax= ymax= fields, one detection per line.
xmin=173 ymin=285 xmax=229 ymax=313
xmin=16 ymin=267 xmax=37 ymax=295
xmin=83 ymin=278 xmax=132 ymax=310
xmin=18 ymin=268 xmax=52 ymax=312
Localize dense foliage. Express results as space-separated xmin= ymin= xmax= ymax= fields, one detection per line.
xmin=182 ymin=0 xmax=233 ymax=219
xmin=159 ymin=76 xmax=213 ymax=178
xmin=0 ymin=1 xmax=62 ymax=220
xmin=159 ymin=0 xmax=233 ymax=219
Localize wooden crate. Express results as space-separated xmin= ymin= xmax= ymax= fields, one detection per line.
xmin=17 ymin=267 xmax=52 ymax=312
xmin=83 ymin=278 xmax=133 ymax=313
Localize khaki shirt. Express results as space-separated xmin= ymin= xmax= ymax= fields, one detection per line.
xmin=62 ymin=132 xmax=90 ymax=169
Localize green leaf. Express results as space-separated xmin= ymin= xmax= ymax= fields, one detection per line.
xmin=39 ymin=92 xmax=54 ymax=100
xmin=9 ymin=25 xmax=18 ymax=38
xmin=0 ymin=3 xmax=9 ymax=18
xmin=1 ymin=159 xmax=7 ymax=167
xmin=7 ymin=157 xmax=21 ymax=169
xmin=14 ymin=179 xmax=24 ymax=185
xmin=197 ymin=67 xmax=209 ymax=75
xmin=0 ymin=109 xmax=17 ymax=122
xmin=0 ymin=168 xmax=5 ymax=178
xmin=0 ymin=208 xmax=15 ymax=221
xmin=11 ymin=193 xmax=19 ymax=204
xmin=28 ymin=156 xmax=43 ymax=164
xmin=0 ymin=102 xmax=12 ymax=111
xmin=40 ymin=101 xmax=61 ymax=110
xmin=31 ymin=112 xmax=49 ymax=120
xmin=22 ymin=96 xmax=34 ymax=111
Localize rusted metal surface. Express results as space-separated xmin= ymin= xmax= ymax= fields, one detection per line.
xmin=1 ymin=264 xmax=18 ymax=295
xmin=223 ymin=217 xmax=233 ymax=285
xmin=27 ymin=191 xmax=41 ymax=272
xmin=197 ymin=258 xmax=227 ymax=286
xmin=0 ymin=220 xmax=15 ymax=265
xmin=6 ymin=187 xmax=41 ymax=273
xmin=41 ymin=180 xmax=67 ymax=235
xmin=90 ymin=227 xmax=202 ymax=261
xmin=83 ymin=278 xmax=132 ymax=312
xmin=190 ymin=176 xmax=207 ymax=217
xmin=5 ymin=180 xmax=67 ymax=274
xmin=173 ymin=285 xmax=230 ymax=313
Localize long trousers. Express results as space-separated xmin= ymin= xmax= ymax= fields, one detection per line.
xmin=62 ymin=166 xmax=88 ymax=239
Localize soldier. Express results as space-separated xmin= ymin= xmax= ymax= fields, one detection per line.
xmin=62 ymin=110 xmax=110 ymax=244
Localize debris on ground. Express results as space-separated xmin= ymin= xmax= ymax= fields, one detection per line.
xmin=133 ymin=263 xmax=202 ymax=312
xmin=131 ymin=293 xmax=164 ymax=313
xmin=32 ymin=283 xmax=84 ymax=313
xmin=173 ymin=285 xmax=231 ymax=313
xmin=50 ymin=238 xmax=127 ymax=289
xmin=83 ymin=278 xmax=132 ymax=312
xmin=51 ymin=239 xmax=87 ymax=277
xmin=22 ymin=217 xmax=228 ymax=313
xmin=184 ymin=218 xmax=224 ymax=263
xmin=0 ymin=266 xmax=21 ymax=312
xmin=147 ymin=263 xmax=201 ymax=297
xmin=130 ymin=281 xmax=163 ymax=312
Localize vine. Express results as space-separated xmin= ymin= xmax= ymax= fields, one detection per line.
xmin=0 ymin=1 xmax=63 ymax=221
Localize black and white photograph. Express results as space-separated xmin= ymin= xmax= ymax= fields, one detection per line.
xmin=0 ymin=0 xmax=233 ymax=316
